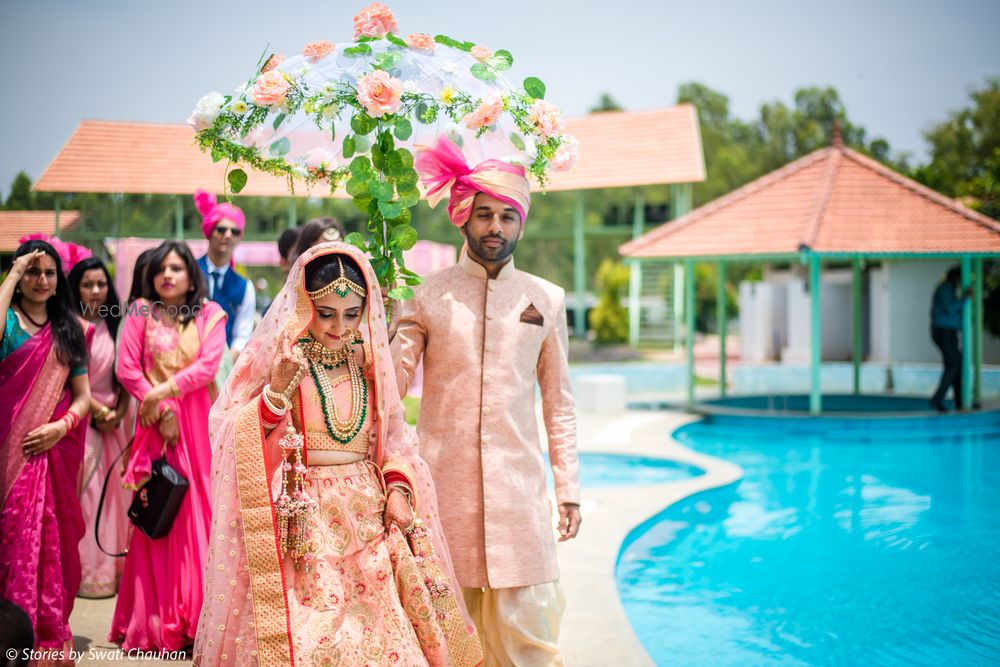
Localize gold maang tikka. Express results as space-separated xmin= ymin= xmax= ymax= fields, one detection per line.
xmin=306 ymin=257 xmax=367 ymax=300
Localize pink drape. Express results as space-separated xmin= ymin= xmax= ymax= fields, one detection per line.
xmin=78 ymin=319 xmax=131 ymax=598
xmin=109 ymin=303 xmax=226 ymax=651
xmin=0 ymin=324 xmax=88 ymax=650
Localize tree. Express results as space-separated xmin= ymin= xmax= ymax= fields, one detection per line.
xmin=913 ymin=78 xmax=1000 ymax=209
xmin=589 ymin=259 xmax=630 ymax=344
xmin=589 ymin=93 xmax=624 ymax=114
xmin=5 ymin=172 xmax=34 ymax=210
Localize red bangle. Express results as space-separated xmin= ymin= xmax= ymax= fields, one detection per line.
xmin=260 ymin=395 xmax=283 ymax=425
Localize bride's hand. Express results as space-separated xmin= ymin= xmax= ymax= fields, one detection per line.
xmin=384 ymin=489 xmax=414 ymax=532
xmin=270 ymin=332 xmax=307 ymax=395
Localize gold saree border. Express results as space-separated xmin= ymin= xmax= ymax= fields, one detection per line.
xmin=234 ymin=400 xmax=294 ymax=666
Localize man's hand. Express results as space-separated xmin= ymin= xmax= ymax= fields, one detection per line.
xmin=557 ymin=503 xmax=582 ymax=542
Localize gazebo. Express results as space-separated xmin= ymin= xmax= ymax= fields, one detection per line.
xmin=620 ymin=135 xmax=1000 ymax=414
xmin=34 ymin=106 xmax=706 ymax=339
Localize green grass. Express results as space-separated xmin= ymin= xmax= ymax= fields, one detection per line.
xmin=403 ymin=396 xmax=421 ymax=425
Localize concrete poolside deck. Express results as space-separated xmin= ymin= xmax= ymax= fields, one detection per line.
xmin=556 ymin=409 xmax=742 ymax=667
xmin=69 ymin=406 xmax=734 ymax=666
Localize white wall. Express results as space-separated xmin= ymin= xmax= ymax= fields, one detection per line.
xmin=781 ymin=270 xmax=853 ymax=363
xmin=739 ymin=282 xmax=787 ymax=362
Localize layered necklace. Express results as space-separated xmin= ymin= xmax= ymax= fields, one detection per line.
xmin=298 ymin=334 xmax=368 ymax=445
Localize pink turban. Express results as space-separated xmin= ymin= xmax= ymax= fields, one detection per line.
xmin=414 ymin=136 xmax=531 ymax=227
xmin=194 ymin=189 xmax=246 ymax=239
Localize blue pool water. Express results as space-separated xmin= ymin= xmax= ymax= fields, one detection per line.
xmin=547 ymin=452 xmax=700 ymax=489
xmin=616 ymin=418 xmax=1000 ymax=666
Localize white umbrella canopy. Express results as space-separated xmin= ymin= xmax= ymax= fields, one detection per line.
xmin=190 ymin=2 xmax=577 ymax=293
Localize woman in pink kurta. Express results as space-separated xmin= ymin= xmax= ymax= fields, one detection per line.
xmin=110 ymin=241 xmax=226 ymax=651
xmin=69 ymin=257 xmax=132 ymax=598
xmin=0 ymin=240 xmax=92 ymax=663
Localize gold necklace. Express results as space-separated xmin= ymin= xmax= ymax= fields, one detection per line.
xmin=303 ymin=339 xmax=368 ymax=444
xmin=298 ymin=335 xmax=352 ymax=369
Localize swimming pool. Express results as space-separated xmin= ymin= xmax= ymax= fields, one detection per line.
xmin=547 ymin=452 xmax=700 ymax=489
xmin=616 ymin=416 xmax=1000 ymax=666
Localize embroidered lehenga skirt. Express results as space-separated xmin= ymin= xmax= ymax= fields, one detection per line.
xmin=285 ymin=461 xmax=479 ymax=667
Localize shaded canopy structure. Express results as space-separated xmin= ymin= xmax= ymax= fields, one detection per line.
xmin=35 ymin=105 xmax=706 ymax=338
xmin=621 ymin=137 xmax=1000 ymax=414
xmin=0 ymin=211 xmax=80 ymax=252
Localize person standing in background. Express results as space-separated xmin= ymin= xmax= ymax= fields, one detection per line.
xmin=930 ymin=267 xmax=972 ymax=411
xmin=277 ymin=226 xmax=301 ymax=275
xmin=109 ymin=240 xmax=226 ymax=652
xmin=193 ymin=189 xmax=254 ymax=361
xmin=68 ymin=257 xmax=131 ymax=599
xmin=0 ymin=240 xmax=92 ymax=663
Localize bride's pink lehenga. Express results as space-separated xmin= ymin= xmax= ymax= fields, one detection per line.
xmin=194 ymin=243 xmax=482 ymax=666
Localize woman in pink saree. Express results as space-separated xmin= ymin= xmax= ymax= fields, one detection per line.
xmin=110 ymin=241 xmax=226 ymax=651
xmin=68 ymin=257 xmax=132 ymax=598
xmin=194 ymin=243 xmax=482 ymax=666
xmin=0 ymin=240 xmax=92 ymax=662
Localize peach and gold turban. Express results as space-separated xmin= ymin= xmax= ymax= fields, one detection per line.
xmin=415 ymin=136 xmax=530 ymax=227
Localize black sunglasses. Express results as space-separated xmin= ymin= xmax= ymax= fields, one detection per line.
xmin=214 ymin=225 xmax=242 ymax=237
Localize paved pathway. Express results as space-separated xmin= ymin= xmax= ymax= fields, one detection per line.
xmin=69 ymin=407 xmax=741 ymax=666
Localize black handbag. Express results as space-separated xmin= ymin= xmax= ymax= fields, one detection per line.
xmin=127 ymin=453 xmax=189 ymax=540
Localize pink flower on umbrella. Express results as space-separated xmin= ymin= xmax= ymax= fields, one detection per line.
xmin=470 ymin=45 xmax=493 ymax=62
xmin=353 ymin=2 xmax=398 ymax=39
xmin=261 ymin=53 xmax=286 ymax=73
xmin=464 ymin=93 xmax=504 ymax=130
xmin=405 ymin=33 xmax=435 ymax=52
xmin=551 ymin=135 xmax=579 ymax=172
xmin=529 ymin=100 xmax=565 ymax=139
xmin=252 ymin=70 xmax=292 ymax=107
xmin=356 ymin=70 xmax=403 ymax=117
xmin=303 ymin=41 xmax=335 ymax=63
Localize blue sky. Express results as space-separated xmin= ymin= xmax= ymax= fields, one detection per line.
xmin=1 ymin=0 xmax=998 ymax=197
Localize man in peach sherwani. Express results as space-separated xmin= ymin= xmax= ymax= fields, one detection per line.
xmin=390 ymin=137 xmax=581 ymax=666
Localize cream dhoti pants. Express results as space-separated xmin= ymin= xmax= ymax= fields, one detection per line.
xmin=462 ymin=581 xmax=566 ymax=667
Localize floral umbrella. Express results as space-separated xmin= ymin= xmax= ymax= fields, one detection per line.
xmin=190 ymin=2 xmax=577 ymax=299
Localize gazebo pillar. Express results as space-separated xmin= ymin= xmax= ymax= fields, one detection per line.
xmin=627 ymin=192 xmax=645 ymax=347
xmin=673 ymin=263 xmax=684 ymax=352
xmin=670 ymin=184 xmax=693 ymax=354
xmin=573 ymin=192 xmax=586 ymax=339
xmin=287 ymin=199 xmax=298 ymax=229
xmin=174 ymin=196 xmax=185 ymax=240
xmin=685 ymin=258 xmax=696 ymax=408
xmin=717 ymin=259 xmax=728 ymax=398
xmin=974 ymin=257 xmax=984 ymax=405
xmin=851 ymin=257 xmax=862 ymax=395
xmin=809 ymin=253 xmax=823 ymax=415
xmin=961 ymin=256 xmax=973 ymax=410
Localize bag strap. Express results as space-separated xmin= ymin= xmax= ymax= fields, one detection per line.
xmin=94 ymin=438 xmax=133 ymax=558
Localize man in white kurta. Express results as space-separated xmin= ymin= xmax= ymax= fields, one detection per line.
xmin=390 ymin=137 xmax=581 ymax=666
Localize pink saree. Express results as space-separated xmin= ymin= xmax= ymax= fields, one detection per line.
xmin=0 ymin=323 xmax=89 ymax=652
xmin=194 ymin=243 xmax=482 ymax=666
xmin=77 ymin=319 xmax=131 ymax=598
xmin=109 ymin=300 xmax=227 ymax=651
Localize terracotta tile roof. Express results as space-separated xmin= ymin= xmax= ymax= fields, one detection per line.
xmin=34 ymin=107 xmax=704 ymax=198
xmin=542 ymin=104 xmax=706 ymax=192
xmin=33 ymin=121 xmax=317 ymax=198
xmin=0 ymin=211 xmax=81 ymax=252
xmin=620 ymin=144 xmax=1000 ymax=259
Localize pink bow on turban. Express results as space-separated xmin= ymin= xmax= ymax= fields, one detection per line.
xmin=18 ymin=234 xmax=93 ymax=272
xmin=414 ymin=136 xmax=531 ymax=227
xmin=194 ymin=189 xmax=246 ymax=239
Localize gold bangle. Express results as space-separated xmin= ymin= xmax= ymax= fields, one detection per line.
xmin=263 ymin=384 xmax=291 ymax=413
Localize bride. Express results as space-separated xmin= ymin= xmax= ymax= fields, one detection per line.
xmin=194 ymin=242 xmax=482 ymax=666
